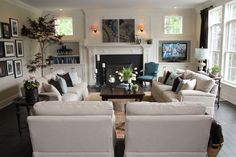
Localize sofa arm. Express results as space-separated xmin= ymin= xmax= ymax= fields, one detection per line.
xmin=179 ymin=90 xmax=216 ymax=97
xmin=39 ymin=92 xmax=62 ymax=101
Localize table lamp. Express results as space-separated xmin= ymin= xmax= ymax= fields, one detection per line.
xmin=195 ymin=48 xmax=209 ymax=71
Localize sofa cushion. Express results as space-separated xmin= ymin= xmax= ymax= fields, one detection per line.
xmin=172 ymin=77 xmax=181 ymax=92
xmin=176 ymin=79 xmax=190 ymax=93
xmin=163 ymin=71 xmax=171 ymax=84
xmin=69 ymin=71 xmax=81 ymax=86
xmin=166 ymin=72 xmax=179 ymax=85
xmin=193 ymin=74 xmax=215 ymax=93
xmin=181 ymin=79 xmax=196 ymax=90
xmin=126 ymin=102 xmax=206 ymax=115
xmin=57 ymin=73 xmax=73 ymax=87
xmin=49 ymin=79 xmax=63 ymax=95
xmin=56 ymin=76 xmax=68 ymax=94
xmin=33 ymin=101 xmax=114 ymax=116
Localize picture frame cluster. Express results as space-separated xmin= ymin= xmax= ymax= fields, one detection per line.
xmin=0 ymin=18 xmax=23 ymax=78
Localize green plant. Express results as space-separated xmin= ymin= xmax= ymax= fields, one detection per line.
xmin=117 ymin=66 xmax=137 ymax=82
xmin=211 ymin=65 xmax=221 ymax=74
xmin=21 ymin=14 xmax=63 ymax=76
xmin=24 ymin=79 xmax=40 ymax=90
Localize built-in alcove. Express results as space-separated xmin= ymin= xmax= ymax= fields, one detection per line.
xmin=96 ymin=54 xmax=143 ymax=86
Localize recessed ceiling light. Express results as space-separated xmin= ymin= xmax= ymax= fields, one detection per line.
xmin=59 ymin=9 xmax=63 ymax=11
xmin=174 ymin=6 xmax=177 ymax=9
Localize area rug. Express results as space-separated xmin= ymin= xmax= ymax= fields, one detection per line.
xmin=84 ymin=91 xmax=154 ymax=139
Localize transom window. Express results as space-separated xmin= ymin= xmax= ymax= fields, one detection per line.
xmin=55 ymin=17 xmax=73 ymax=36
xmin=164 ymin=16 xmax=183 ymax=34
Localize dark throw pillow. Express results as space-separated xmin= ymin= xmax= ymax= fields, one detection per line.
xmin=172 ymin=77 xmax=181 ymax=92
xmin=163 ymin=71 xmax=171 ymax=84
xmin=57 ymin=73 xmax=73 ymax=87
xmin=49 ymin=79 xmax=63 ymax=95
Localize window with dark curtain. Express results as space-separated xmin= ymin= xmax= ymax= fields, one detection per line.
xmin=199 ymin=6 xmax=213 ymax=71
xmin=200 ymin=6 xmax=213 ymax=48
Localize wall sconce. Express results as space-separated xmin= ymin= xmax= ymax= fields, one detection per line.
xmin=138 ymin=24 xmax=144 ymax=32
xmin=91 ymin=24 xmax=98 ymax=33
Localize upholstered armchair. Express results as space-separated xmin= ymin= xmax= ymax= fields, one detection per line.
xmin=137 ymin=62 xmax=159 ymax=86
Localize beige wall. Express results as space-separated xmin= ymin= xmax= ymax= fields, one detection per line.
xmin=0 ymin=0 xmax=40 ymax=108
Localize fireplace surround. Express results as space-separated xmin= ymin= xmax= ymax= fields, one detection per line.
xmin=86 ymin=44 xmax=152 ymax=85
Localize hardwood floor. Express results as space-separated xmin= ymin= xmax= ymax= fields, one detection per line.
xmin=214 ymin=101 xmax=236 ymax=157
xmin=0 ymin=99 xmax=235 ymax=157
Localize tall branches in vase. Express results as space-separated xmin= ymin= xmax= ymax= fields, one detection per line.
xmin=21 ymin=14 xmax=63 ymax=76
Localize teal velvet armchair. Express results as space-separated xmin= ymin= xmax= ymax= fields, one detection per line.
xmin=137 ymin=62 xmax=159 ymax=86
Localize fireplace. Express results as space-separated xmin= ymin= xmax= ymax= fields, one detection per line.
xmin=86 ymin=44 xmax=152 ymax=85
xmin=95 ymin=54 xmax=143 ymax=86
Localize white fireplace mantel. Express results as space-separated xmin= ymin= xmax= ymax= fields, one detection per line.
xmin=85 ymin=43 xmax=152 ymax=85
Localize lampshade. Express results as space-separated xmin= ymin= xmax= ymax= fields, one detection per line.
xmin=195 ymin=48 xmax=209 ymax=60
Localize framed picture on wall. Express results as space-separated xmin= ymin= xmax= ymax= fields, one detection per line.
xmin=4 ymin=41 xmax=15 ymax=57
xmin=6 ymin=60 xmax=14 ymax=75
xmin=13 ymin=60 xmax=23 ymax=78
xmin=15 ymin=40 xmax=24 ymax=57
xmin=119 ymin=19 xmax=135 ymax=42
xmin=2 ymin=23 xmax=10 ymax=39
xmin=0 ymin=42 xmax=4 ymax=58
xmin=10 ymin=18 xmax=19 ymax=37
xmin=0 ymin=61 xmax=7 ymax=78
xmin=102 ymin=19 xmax=118 ymax=42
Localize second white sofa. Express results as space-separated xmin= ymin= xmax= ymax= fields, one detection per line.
xmin=28 ymin=101 xmax=115 ymax=157
xmin=125 ymin=102 xmax=212 ymax=157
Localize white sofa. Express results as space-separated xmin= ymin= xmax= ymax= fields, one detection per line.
xmin=37 ymin=69 xmax=88 ymax=101
xmin=125 ymin=102 xmax=212 ymax=157
xmin=151 ymin=70 xmax=218 ymax=116
xmin=28 ymin=101 xmax=115 ymax=157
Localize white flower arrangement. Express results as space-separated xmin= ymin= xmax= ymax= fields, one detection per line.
xmin=116 ymin=66 xmax=138 ymax=83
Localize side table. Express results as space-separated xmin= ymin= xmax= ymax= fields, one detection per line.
xmin=213 ymin=76 xmax=222 ymax=109
xmin=13 ymin=95 xmax=49 ymax=135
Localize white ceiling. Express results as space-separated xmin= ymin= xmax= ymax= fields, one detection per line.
xmin=17 ymin=0 xmax=209 ymax=10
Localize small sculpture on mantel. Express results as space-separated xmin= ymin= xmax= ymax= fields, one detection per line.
xmin=57 ymin=45 xmax=73 ymax=55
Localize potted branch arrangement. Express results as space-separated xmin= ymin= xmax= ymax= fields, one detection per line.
xmin=21 ymin=14 xmax=63 ymax=76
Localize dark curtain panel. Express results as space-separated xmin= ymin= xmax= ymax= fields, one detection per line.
xmin=199 ymin=6 xmax=213 ymax=72
xmin=199 ymin=6 xmax=213 ymax=48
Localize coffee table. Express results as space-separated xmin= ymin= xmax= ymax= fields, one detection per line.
xmin=100 ymin=86 xmax=145 ymax=101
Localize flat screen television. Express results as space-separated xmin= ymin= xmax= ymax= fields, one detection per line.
xmin=161 ymin=42 xmax=188 ymax=62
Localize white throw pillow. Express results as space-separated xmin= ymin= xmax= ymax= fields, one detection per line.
xmin=56 ymin=76 xmax=67 ymax=94
xmin=69 ymin=72 xmax=81 ymax=86
xmin=42 ymin=83 xmax=62 ymax=101
xmin=181 ymin=79 xmax=196 ymax=90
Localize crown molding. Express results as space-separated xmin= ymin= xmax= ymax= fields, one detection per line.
xmin=4 ymin=0 xmax=42 ymax=15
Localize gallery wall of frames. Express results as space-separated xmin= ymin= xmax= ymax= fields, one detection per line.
xmin=0 ymin=18 xmax=24 ymax=79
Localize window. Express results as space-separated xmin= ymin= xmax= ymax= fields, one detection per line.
xmin=225 ymin=1 xmax=236 ymax=84
xmin=164 ymin=16 xmax=183 ymax=34
xmin=55 ymin=17 xmax=73 ymax=36
xmin=208 ymin=6 xmax=223 ymax=67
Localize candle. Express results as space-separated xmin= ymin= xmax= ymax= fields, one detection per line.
xmin=102 ymin=63 xmax=106 ymax=68
xmin=97 ymin=55 xmax=100 ymax=61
